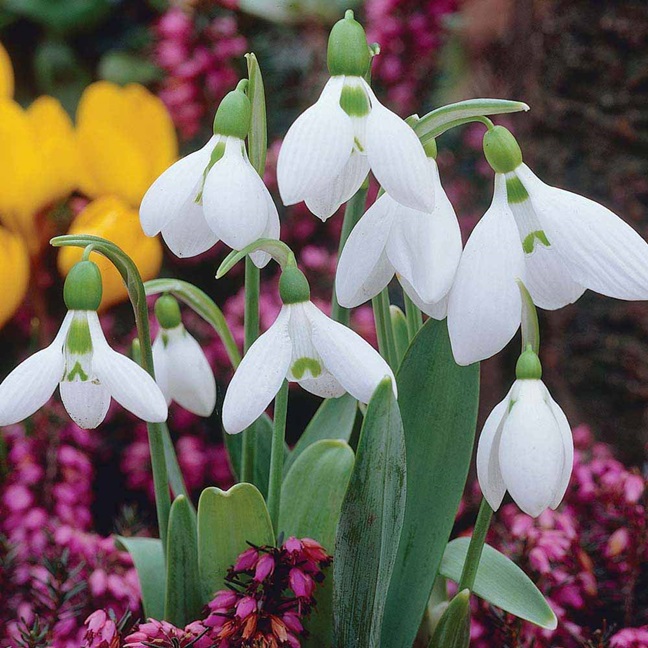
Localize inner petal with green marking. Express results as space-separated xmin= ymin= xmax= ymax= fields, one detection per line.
xmin=287 ymin=303 xmax=323 ymax=381
xmin=290 ymin=357 xmax=322 ymax=380
xmin=506 ymin=173 xmax=551 ymax=254
xmin=63 ymin=312 xmax=95 ymax=383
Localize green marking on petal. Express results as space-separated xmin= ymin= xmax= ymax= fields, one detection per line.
xmin=340 ymin=83 xmax=370 ymax=118
xmin=66 ymin=316 xmax=92 ymax=354
xmin=506 ymin=175 xmax=529 ymax=204
xmin=161 ymin=332 xmax=169 ymax=348
xmin=291 ymin=357 xmax=322 ymax=380
xmin=66 ymin=361 xmax=89 ymax=382
xmin=522 ymin=230 xmax=551 ymax=254
xmin=353 ymin=137 xmax=365 ymax=153
xmin=195 ymin=139 xmax=227 ymax=204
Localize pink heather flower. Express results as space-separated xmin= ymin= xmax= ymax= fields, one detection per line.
xmin=254 ymin=553 xmax=276 ymax=582
xmin=82 ymin=610 xmax=119 ymax=648
xmin=235 ymin=595 xmax=258 ymax=619
xmin=124 ymin=619 xmax=205 ymax=648
xmin=289 ymin=568 xmax=314 ymax=599
xmin=234 ymin=547 xmax=259 ymax=571
xmin=610 ymin=627 xmax=648 ymax=648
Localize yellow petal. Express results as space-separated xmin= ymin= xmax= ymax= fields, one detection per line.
xmin=58 ymin=196 xmax=162 ymax=309
xmin=0 ymin=226 xmax=29 ymax=329
xmin=0 ymin=42 xmax=14 ymax=99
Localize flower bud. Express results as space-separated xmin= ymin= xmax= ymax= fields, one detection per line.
xmin=483 ymin=125 xmax=523 ymax=174
xmin=63 ymin=260 xmax=103 ymax=311
xmin=279 ymin=265 xmax=311 ymax=304
xmin=515 ymin=346 xmax=542 ymax=380
xmin=155 ymin=294 xmax=182 ymax=330
xmin=212 ymin=79 xmax=251 ymax=139
xmin=428 ymin=589 xmax=471 ymax=648
xmin=327 ymin=10 xmax=372 ymax=77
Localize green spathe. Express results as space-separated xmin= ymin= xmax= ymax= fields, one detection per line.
xmin=212 ymin=79 xmax=251 ymax=139
xmin=427 ymin=589 xmax=471 ymax=648
xmin=64 ymin=261 xmax=103 ymax=311
xmin=279 ymin=265 xmax=310 ymax=304
xmin=516 ymin=346 xmax=542 ymax=380
xmin=483 ymin=125 xmax=523 ymax=174
xmin=327 ymin=10 xmax=371 ymax=77
xmin=155 ymin=294 xmax=182 ymax=330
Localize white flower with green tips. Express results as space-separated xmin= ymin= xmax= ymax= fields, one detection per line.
xmin=140 ymin=81 xmax=279 ymax=266
xmin=152 ymin=295 xmax=216 ymax=417
xmin=447 ymin=125 xmax=648 ymax=365
xmin=477 ymin=348 xmax=573 ymax=517
xmin=222 ymin=264 xmax=395 ymax=434
xmin=0 ymin=262 xmax=167 ymax=429
xmin=277 ymin=11 xmax=434 ymax=221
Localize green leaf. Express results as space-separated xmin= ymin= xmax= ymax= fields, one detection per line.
xmin=440 ymin=538 xmax=557 ymax=630
xmin=164 ymin=496 xmax=202 ymax=627
xmin=334 ymin=378 xmax=406 ymax=648
xmin=284 ymin=394 xmax=357 ymax=475
xmin=390 ymin=305 xmax=409 ymax=366
xmin=197 ymin=483 xmax=274 ymax=604
xmin=115 ymin=536 xmax=165 ymax=620
xmin=382 ymin=319 xmax=479 ymax=648
xmin=414 ymin=98 xmax=530 ymax=144
xmin=245 ymin=53 xmax=267 ymax=177
xmin=145 ymin=278 xmax=241 ymax=369
xmin=160 ymin=422 xmax=193 ymax=510
xmin=427 ymin=589 xmax=471 ymax=648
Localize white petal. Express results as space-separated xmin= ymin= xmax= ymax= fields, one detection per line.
xmin=277 ymin=77 xmax=354 ymax=205
xmin=0 ymin=313 xmax=72 ymax=426
xmin=544 ymin=385 xmax=573 ymax=509
xmin=250 ymin=189 xmax=281 ymax=269
xmin=202 ymin=138 xmax=269 ymax=250
xmin=287 ymin=303 xmax=321 ymax=381
xmin=299 ymin=372 xmax=347 ymax=399
xmin=164 ymin=326 xmax=216 ymax=417
xmin=476 ymin=390 xmax=512 ymax=511
xmin=335 ymin=194 xmax=396 ymax=308
xmin=364 ymin=83 xmax=434 ymax=212
xmin=304 ymin=152 xmax=369 ymax=221
xmin=387 ymin=160 xmax=462 ymax=304
xmin=152 ymin=334 xmax=172 ymax=405
xmin=140 ymin=137 xmax=217 ymax=236
xmin=87 ymin=313 xmax=168 ymax=423
xmin=517 ymin=164 xmax=648 ymax=300
xmin=398 ymin=275 xmax=448 ymax=320
xmin=161 ymin=201 xmax=220 ymax=258
xmin=305 ymin=302 xmax=396 ymax=403
xmin=499 ymin=380 xmax=565 ymax=517
xmin=447 ymin=175 xmax=525 ymax=365
xmin=59 ymin=380 xmax=111 ymax=429
xmin=222 ymin=306 xmax=292 ymax=434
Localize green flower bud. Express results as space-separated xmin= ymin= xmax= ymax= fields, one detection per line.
xmin=212 ymin=79 xmax=251 ymax=139
xmin=279 ymin=265 xmax=310 ymax=304
xmin=516 ymin=345 xmax=542 ymax=380
xmin=63 ymin=260 xmax=103 ymax=311
xmin=483 ymin=125 xmax=523 ymax=174
xmin=155 ymin=294 xmax=182 ymax=330
xmin=428 ymin=589 xmax=471 ymax=648
xmin=327 ymin=10 xmax=371 ymax=77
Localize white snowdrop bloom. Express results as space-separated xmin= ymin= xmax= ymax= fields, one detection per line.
xmin=447 ymin=126 xmax=648 ymax=366
xmin=477 ymin=350 xmax=573 ymax=518
xmin=276 ymin=11 xmax=434 ymax=221
xmin=0 ymin=262 xmax=167 ymax=429
xmin=222 ymin=264 xmax=395 ymax=434
xmin=140 ymin=82 xmax=279 ymax=267
xmin=152 ymin=295 xmax=216 ymax=417
xmin=335 ymin=156 xmax=461 ymax=317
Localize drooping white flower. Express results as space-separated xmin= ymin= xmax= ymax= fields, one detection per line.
xmin=477 ymin=376 xmax=573 ymax=518
xmin=447 ymin=126 xmax=648 ymax=366
xmin=140 ymin=83 xmax=279 ymax=267
xmin=276 ymin=12 xmax=434 ymax=221
xmin=222 ymin=265 xmax=395 ymax=435
xmin=335 ymin=157 xmax=461 ymax=317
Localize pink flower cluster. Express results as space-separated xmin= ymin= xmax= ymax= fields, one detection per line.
xmin=155 ymin=7 xmax=247 ymax=139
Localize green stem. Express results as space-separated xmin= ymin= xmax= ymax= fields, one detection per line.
xmin=331 ymin=182 xmax=369 ymax=324
xmin=403 ymin=291 xmax=423 ymax=342
xmin=458 ymin=498 xmax=493 ymax=591
xmin=517 ymin=279 xmax=540 ymax=354
xmin=241 ymin=257 xmax=260 ymax=483
xmin=372 ymin=288 xmax=398 ymax=370
xmin=267 ymin=380 xmax=289 ymax=534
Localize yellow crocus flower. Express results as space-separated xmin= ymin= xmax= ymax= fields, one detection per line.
xmin=0 ymin=42 xmax=13 ymax=98
xmin=58 ymin=196 xmax=162 ymax=310
xmin=0 ymin=226 xmax=29 ymax=329
xmin=75 ymin=81 xmax=178 ymax=208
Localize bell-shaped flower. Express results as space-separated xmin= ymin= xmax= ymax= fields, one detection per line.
xmin=277 ymin=11 xmax=434 ymax=221
xmin=152 ymin=295 xmax=216 ymax=417
xmin=477 ymin=349 xmax=573 ymax=517
xmin=140 ymin=81 xmax=279 ymax=265
xmin=448 ymin=126 xmax=648 ymax=365
xmin=335 ymin=154 xmax=461 ymax=317
xmin=0 ymin=261 xmax=167 ymax=429
xmin=222 ymin=264 xmax=395 ymax=434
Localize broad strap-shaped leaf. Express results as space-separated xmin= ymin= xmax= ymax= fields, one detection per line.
xmin=440 ymin=537 xmax=557 ymax=630
xmin=382 ymin=319 xmax=479 ymax=648
xmin=197 ymin=483 xmax=274 ymax=604
xmin=115 ymin=536 xmax=165 ymax=619
xmin=164 ymin=495 xmax=202 ymax=627
xmin=284 ymin=394 xmax=357 ymax=475
xmin=334 ymin=378 xmax=406 ymax=648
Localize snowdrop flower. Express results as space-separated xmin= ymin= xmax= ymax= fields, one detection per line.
xmin=477 ymin=348 xmax=573 ymax=517
xmin=277 ymin=11 xmax=434 ymax=221
xmin=223 ymin=263 xmax=395 ymax=434
xmin=0 ymin=261 xmax=167 ymax=429
xmin=448 ymin=125 xmax=648 ymax=365
xmin=336 ymin=142 xmax=461 ymax=318
xmin=152 ymin=295 xmax=216 ymax=417
xmin=140 ymin=81 xmax=279 ymax=266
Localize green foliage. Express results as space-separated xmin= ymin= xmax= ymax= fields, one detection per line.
xmin=427 ymin=589 xmax=471 ymax=648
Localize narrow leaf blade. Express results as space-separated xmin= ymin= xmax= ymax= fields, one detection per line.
xmin=245 ymin=52 xmax=267 ymax=176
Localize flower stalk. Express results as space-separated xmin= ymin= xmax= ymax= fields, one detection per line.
xmin=403 ymin=290 xmax=423 ymax=342
xmin=267 ymin=379 xmax=289 ymax=534
xmin=372 ymin=287 xmax=398 ymax=370
xmin=458 ymin=498 xmax=493 ymax=591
